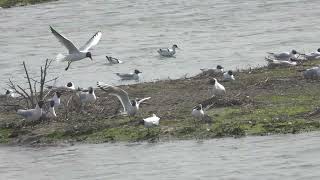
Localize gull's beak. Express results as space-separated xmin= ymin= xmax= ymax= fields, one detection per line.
xmin=89 ymin=57 xmax=93 ymax=61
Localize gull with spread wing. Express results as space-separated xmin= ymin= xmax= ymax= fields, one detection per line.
xmin=97 ymin=82 xmax=151 ymax=117
xmin=50 ymin=26 xmax=102 ymax=71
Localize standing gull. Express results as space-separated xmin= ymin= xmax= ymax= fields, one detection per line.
xmin=50 ymin=26 xmax=102 ymax=71
xmin=48 ymin=92 xmax=62 ymax=108
xmin=208 ymin=78 xmax=226 ymax=97
xmin=97 ymin=82 xmax=151 ymax=117
xmin=45 ymin=100 xmax=57 ymax=119
xmin=78 ymin=87 xmax=96 ymax=104
xmin=158 ymin=44 xmax=179 ymax=57
xmin=143 ymin=114 xmax=160 ymax=128
xmin=192 ymin=104 xmax=205 ymax=121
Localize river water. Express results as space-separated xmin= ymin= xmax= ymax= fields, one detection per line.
xmin=0 ymin=0 xmax=320 ymax=90
xmin=1 ymin=132 xmax=320 ymax=179
xmin=1 ymin=0 xmax=320 ymax=179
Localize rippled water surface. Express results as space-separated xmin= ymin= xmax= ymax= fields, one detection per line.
xmin=1 ymin=132 xmax=320 ymax=179
xmin=0 ymin=0 xmax=320 ymax=89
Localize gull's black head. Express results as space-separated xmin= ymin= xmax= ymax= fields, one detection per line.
xmin=134 ymin=69 xmax=142 ymax=74
xmin=194 ymin=104 xmax=202 ymax=111
xmin=50 ymin=100 xmax=55 ymax=108
xmin=131 ymin=100 xmax=136 ymax=106
xmin=209 ymin=78 xmax=216 ymax=85
xmin=318 ymin=48 xmax=320 ymax=52
xmin=5 ymin=90 xmax=10 ymax=95
xmin=66 ymin=82 xmax=73 ymax=87
xmin=56 ymin=91 xmax=62 ymax=98
xmin=291 ymin=50 xmax=297 ymax=54
xmin=173 ymin=44 xmax=178 ymax=49
xmin=38 ymin=101 xmax=44 ymax=108
xmin=228 ymin=70 xmax=233 ymax=75
xmin=88 ymin=87 xmax=94 ymax=94
xmin=217 ymin=65 xmax=223 ymax=70
xmin=86 ymin=52 xmax=93 ymax=60
xmin=138 ymin=119 xmax=144 ymax=125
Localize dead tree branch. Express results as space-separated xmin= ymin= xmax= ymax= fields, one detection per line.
xmin=23 ymin=61 xmax=35 ymax=107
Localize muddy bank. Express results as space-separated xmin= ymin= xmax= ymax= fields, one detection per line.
xmin=1 ymin=60 xmax=320 ymax=146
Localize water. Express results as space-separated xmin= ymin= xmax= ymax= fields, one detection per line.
xmin=0 ymin=132 xmax=320 ymax=179
xmin=0 ymin=0 xmax=320 ymax=90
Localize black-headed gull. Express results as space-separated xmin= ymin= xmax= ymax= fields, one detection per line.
xmin=143 ymin=114 xmax=160 ymax=128
xmin=158 ymin=44 xmax=179 ymax=57
xmin=5 ymin=89 xmax=15 ymax=98
xmin=303 ymin=66 xmax=320 ymax=79
xmin=97 ymin=82 xmax=151 ymax=116
xmin=17 ymin=101 xmax=44 ymax=121
xmin=192 ymin=104 xmax=204 ymax=121
xmin=301 ymin=48 xmax=320 ymax=60
xmin=267 ymin=49 xmax=299 ymax=61
xmin=201 ymin=65 xmax=224 ymax=73
xmin=48 ymin=92 xmax=61 ymax=108
xmin=50 ymin=26 xmax=102 ymax=71
xmin=209 ymin=78 xmax=226 ymax=97
xmin=78 ymin=87 xmax=96 ymax=104
xmin=265 ymin=57 xmax=297 ymax=67
xmin=106 ymin=56 xmax=122 ymax=64
xmin=65 ymin=82 xmax=76 ymax=90
xmin=116 ymin=69 xmax=142 ymax=81
xmin=45 ymin=100 xmax=57 ymax=119
xmin=223 ymin=70 xmax=235 ymax=81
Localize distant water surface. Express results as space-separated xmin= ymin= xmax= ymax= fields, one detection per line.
xmin=0 ymin=0 xmax=320 ymax=90
xmin=1 ymin=132 xmax=320 ymax=179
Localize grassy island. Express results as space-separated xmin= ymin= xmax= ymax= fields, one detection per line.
xmin=1 ymin=60 xmax=320 ymax=146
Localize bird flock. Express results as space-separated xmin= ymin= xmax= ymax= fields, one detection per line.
xmin=5 ymin=26 xmax=320 ymax=130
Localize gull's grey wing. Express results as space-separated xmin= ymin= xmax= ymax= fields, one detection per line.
xmin=17 ymin=109 xmax=33 ymax=118
xmin=50 ymin=26 xmax=79 ymax=54
xmin=79 ymin=92 xmax=87 ymax=102
xmin=97 ymin=82 xmax=131 ymax=112
xmin=79 ymin=31 xmax=102 ymax=52
xmin=116 ymin=73 xmax=134 ymax=79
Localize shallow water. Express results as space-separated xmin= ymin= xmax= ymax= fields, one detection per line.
xmin=0 ymin=0 xmax=320 ymax=90
xmin=1 ymin=132 xmax=320 ymax=179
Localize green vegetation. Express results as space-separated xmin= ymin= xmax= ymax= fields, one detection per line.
xmin=1 ymin=60 xmax=320 ymax=146
xmin=0 ymin=0 xmax=56 ymax=8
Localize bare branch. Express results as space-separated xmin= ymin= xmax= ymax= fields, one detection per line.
xmin=23 ymin=61 xmax=35 ymax=107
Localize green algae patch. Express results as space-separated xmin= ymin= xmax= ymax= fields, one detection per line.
xmin=0 ymin=128 xmax=13 ymax=143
